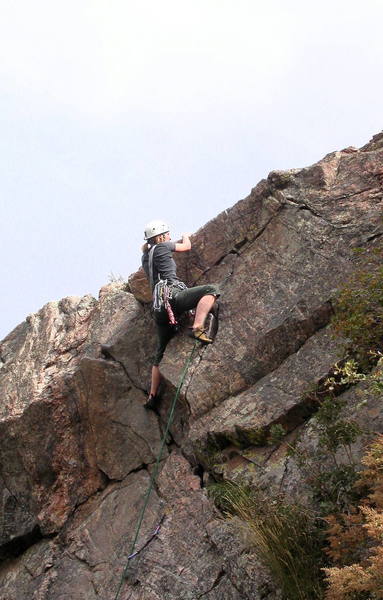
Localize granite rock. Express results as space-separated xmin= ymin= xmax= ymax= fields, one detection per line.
xmin=1 ymin=133 xmax=383 ymax=599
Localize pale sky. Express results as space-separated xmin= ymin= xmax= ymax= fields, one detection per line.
xmin=1 ymin=0 xmax=383 ymax=340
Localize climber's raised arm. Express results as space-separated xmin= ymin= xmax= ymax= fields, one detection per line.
xmin=175 ymin=233 xmax=191 ymax=252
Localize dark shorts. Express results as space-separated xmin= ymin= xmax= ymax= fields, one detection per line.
xmin=153 ymin=283 xmax=220 ymax=366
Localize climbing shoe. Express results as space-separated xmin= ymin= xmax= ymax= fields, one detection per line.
xmin=190 ymin=327 xmax=213 ymax=344
xmin=144 ymin=394 xmax=159 ymax=411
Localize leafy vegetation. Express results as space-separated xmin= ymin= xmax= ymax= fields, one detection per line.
xmin=289 ymin=381 xmax=364 ymax=516
xmin=323 ymin=435 xmax=383 ymax=600
xmin=267 ymin=423 xmax=286 ymax=445
xmin=332 ymin=245 xmax=383 ymax=368
xmin=313 ymin=244 xmax=383 ymax=598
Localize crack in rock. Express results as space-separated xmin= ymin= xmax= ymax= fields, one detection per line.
xmin=0 ymin=525 xmax=49 ymax=563
xmin=284 ymin=198 xmax=355 ymax=228
xmin=109 ymin=419 xmax=158 ymax=463
xmin=193 ymin=201 xmax=284 ymax=285
xmin=197 ymin=568 xmax=226 ymax=598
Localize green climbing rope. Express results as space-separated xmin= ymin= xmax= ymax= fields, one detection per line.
xmin=114 ymin=340 xmax=199 ymax=600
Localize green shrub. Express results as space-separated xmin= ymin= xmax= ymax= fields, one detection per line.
xmin=268 ymin=423 xmax=286 ymax=445
xmin=288 ymin=390 xmax=363 ymax=515
xmin=332 ymin=245 xmax=383 ymax=368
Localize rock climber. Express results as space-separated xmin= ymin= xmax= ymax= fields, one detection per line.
xmin=142 ymin=219 xmax=220 ymax=409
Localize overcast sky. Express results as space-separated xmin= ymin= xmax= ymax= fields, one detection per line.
xmin=1 ymin=0 xmax=383 ymax=340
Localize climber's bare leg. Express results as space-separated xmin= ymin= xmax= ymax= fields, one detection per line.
xmin=150 ymin=365 xmax=161 ymax=397
xmin=193 ymin=295 xmax=216 ymax=330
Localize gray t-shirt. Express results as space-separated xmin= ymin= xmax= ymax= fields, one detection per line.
xmin=142 ymin=242 xmax=178 ymax=288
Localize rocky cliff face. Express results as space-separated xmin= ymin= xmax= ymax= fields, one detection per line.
xmin=1 ymin=133 xmax=383 ymax=600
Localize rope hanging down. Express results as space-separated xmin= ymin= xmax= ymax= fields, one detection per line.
xmin=114 ymin=340 xmax=199 ymax=600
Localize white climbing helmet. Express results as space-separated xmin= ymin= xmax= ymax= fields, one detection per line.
xmin=144 ymin=219 xmax=169 ymax=240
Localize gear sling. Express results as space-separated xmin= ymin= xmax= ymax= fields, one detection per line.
xmin=148 ymin=244 xmax=186 ymax=326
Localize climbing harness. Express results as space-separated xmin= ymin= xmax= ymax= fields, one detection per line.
xmin=148 ymin=244 xmax=187 ymax=327
xmin=152 ymin=279 xmax=178 ymax=325
xmin=114 ymin=340 xmax=199 ymax=600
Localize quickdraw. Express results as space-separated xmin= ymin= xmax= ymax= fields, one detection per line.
xmin=126 ymin=517 xmax=164 ymax=561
